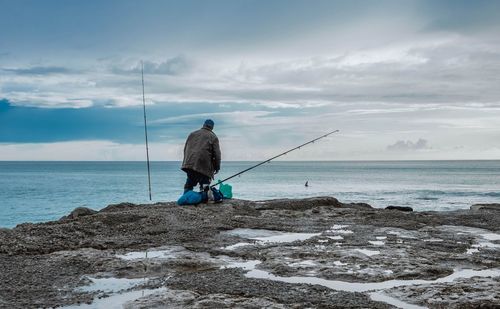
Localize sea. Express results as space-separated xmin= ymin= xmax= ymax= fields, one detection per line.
xmin=1 ymin=161 xmax=499 ymax=228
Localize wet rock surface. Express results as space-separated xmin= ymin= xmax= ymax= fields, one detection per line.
xmin=0 ymin=196 xmax=499 ymax=308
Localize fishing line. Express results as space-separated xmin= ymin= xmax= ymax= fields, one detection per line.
xmin=211 ymin=129 xmax=339 ymax=188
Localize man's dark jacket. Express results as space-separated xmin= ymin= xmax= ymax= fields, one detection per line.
xmin=181 ymin=127 xmax=221 ymax=178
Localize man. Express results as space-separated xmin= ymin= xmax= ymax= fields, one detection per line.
xmin=181 ymin=119 xmax=221 ymax=194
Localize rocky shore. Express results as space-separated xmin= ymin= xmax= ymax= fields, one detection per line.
xmin=0 ymin=197 xmax=499 ymax=308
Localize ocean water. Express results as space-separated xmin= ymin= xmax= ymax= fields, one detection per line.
xmin=0 ymin=161 xmax=499 ymax=228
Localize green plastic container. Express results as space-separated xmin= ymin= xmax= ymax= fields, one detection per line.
xmin=218 ymin=180 xmax=233 ymax=199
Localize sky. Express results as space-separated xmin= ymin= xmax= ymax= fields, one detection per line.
xmin=1 ymin=0 xmax=500 ymax=161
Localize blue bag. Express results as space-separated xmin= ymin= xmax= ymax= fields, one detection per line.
xmin=177 ymin=190 xmax=203 ymax=205
xmin=211 ymin=187 xmax=224 ymax=203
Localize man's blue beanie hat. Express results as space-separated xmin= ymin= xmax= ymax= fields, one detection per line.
xmin=204 ymin=119 xmax=214 ymax=129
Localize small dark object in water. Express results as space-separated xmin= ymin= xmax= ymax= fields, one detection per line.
xmin=386 ymin=206 xmax=413 ymax=212
xmin=305 ymin=181 xmax=309 ymax=187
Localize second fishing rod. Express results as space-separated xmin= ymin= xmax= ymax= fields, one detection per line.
xmin=211 ymin=129 xmax=339 ymax=188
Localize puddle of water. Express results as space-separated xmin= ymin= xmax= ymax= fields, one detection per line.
xmin=466 ymin=248 xmax=479 ymax=254
xmin=368 ymin=241 xmax=385 ymax=246
xmin=356 ymin=249 xmax=380 ymax=256
xmin=330 ymin=225 xmax=349 ymax=230
xmin=478 ymin=241 xmax=500 ymax=249
xmin=223 ymin=242 xmax=254 ymax=250
xmin=65 ymin=287 xmax=166 ymax=309
xmin=482 ymin=233 xmax=500 ymax=241
xmin=289 ymin=260 xmax=316 ymax=267
xmin=222 ymin=259 xmax=260 ymax=271
xmin=376 ymin=236 xmax=387 ymax=240
xmin=222 ymin=228 xmax=322 ymax=250
xmin=327 ymin=229 xmax=354 ymax=235
xmin=327 ymin=235 xmax=344 ymax=240
xmin=423 ymin=238 xmax=443 ymax=242
xmin=223 ymin=228 xmax=283 ymax=239
xmin=226 ymin=260 xmax=500 ymax=293
xmin=333 ymin=261 xmax=347 ymax=266
xmin=77 ymin=277 xmax=146 ymax=293
xmin=369 ymin=291 xmax=426 ymax=309
xmin=117 ymin=246 xmax=185 ymax=261
xmin=440 ymin=226 xmax=500 ymax=248
xmin=254 ymin=232 xmax=322 ymax=243
xmin=66 ymin=275 xmax=167 ymax=309
xmin=324 ymin=225 xmax=353 ymax=235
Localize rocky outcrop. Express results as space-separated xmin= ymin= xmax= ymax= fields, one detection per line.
xmin=59 ymin=206 xmax=97 ymax=220
xmin=1 ymin=197 xmax=499 ymax=308
xmin=341 ymin=202 xmax=373 ymax=209
xmin=386 ymin=206 xmax=413 ymax=212
xmin=254 ymin=196 xmax=342 ymax=210
xmin=470 ymin=203 xmax=500 ymax=211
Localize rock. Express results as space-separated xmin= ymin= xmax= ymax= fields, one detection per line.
xmin=100 ymin=202 xmax=139 ymax=213
xmin=386 ymin=206 xmax=413 ymax=212
xmin=255 ymin=196 xmax=342 ymax=210
xmin=60 ymin=207 xmax=97 ymax=221
xmin=341 ymin=202 xmax=373 ymax=209
xmin=470 ymin=203 xmax=500 ymax=211
xmin=2 ymin=196 xmax=500 ymax=308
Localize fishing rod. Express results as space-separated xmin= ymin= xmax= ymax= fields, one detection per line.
xmin=211 ymin=129 xmax=339 ymax=188
xmin=141 ymin=61 xmax=152 ymax=200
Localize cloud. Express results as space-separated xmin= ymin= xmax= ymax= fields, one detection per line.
xmin=2 ymin=66 xmax=73 ymax=75
xmin=387 ymin=138 xmax=430 ymax=151
xmin=113 ymin=56 xmax=192 ymax=75
xmin=2 ymin=34 xmax=500 ymax=109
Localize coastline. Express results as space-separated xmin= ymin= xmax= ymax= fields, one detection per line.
xmin=0 ymin=197 xmax=499 ymax=308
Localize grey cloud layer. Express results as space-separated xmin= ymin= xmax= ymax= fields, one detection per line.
xmin=387 ymin=139 xmax=429 ymax=151
xmin=2 ymin=34 xmax=499 ymax=109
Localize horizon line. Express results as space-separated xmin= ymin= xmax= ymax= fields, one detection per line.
xmin=1 ymin=159 xmax=499 ymax=162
